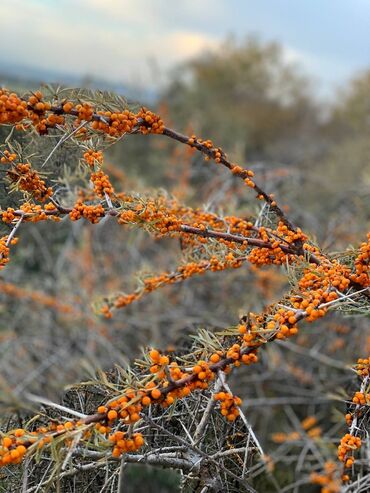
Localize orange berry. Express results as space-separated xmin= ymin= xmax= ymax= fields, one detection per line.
xmin=210 ymin=353 xmax=221 ymax=363
xmin=149 ymin=349 xmax=160 ymax=363
xmin=142 ymin=396 xmax=151 ymax=406
xmin=3 ymin=437 xmax=12 ymax=448
xmin=112 ymin=447 xmax=121 ymax=458
xmin=107 ymin=410 xmax=118 ymax=421
xmin=151 ymin=388 xmax=161 ymax=400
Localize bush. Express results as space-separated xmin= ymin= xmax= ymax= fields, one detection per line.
xmin=0 ymin=86 xmax=369 ymax=492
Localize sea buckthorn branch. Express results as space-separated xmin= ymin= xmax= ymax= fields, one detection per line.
xmin=2 ymin=184 xmax=324 ymax=315
xmin=98 ymin=221 xmax=318 ymax=315
xmin=3 ymin=198 xmax=367 ymax=319
xmin=180 ymin=224 xmax=321 ymax=264
xmin=0 ymin=88 xmax=163 ymax=137
xmin=0 ymin=87 xmax=360 ymax=277
xmin=161 ymin=127 xmax=297 ymax=233
xmin=99 ymin=215 xmax=328 ymax=315
xmin=0 ymin=109 xmax=367 ymax=324
xmin=76 ymin=284 xmax=369 ymax=429
xmin=1 ymin=88 xmax=295 ymax=233
xmin=99 ymin=254 xmax=250 ymax=317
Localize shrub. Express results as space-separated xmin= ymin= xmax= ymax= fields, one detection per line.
xmin=0 ymin=86 xmax=369 ymax=492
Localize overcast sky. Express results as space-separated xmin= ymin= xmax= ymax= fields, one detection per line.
xmin=1 ymin=0 xmax=370 ymax=97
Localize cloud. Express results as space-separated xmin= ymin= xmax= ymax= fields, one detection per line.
xmin=0 ymin=0 xmax=368 ymax=96
xmin=0 ymin=0 xmax=219 ymax=83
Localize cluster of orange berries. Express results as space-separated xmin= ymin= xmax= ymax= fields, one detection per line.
xmin=83 ymin=149 xmax=104 ymax=167
xmin=92 ymin=357 xmax=184 ymax=421
xmin=1 ymin=149 xmax=52 ymax=201
xmin=192 ymin=360 xmax=216 ymax=389
xmin=90 ymin=170 xmax=114 ymax=198
xmin=0 ymin=421 xmax=80 ymax=468
xmin=337 ymin=434 xmax=361 ymax=468
xmin=0 ymin=409 xmax=146 ymax=467
xmin=238 ymin=322 xmax=262 ymax=348
xmin=117 ymin=209 xmax=137 ymax=224
xmin=214 ymin=392 xmax=241 ymax=421
xmin=231 ymin=164 xmax=255 ymax=180
xmin=296 ymin=261 xmax=351 ymax=322
xmin=224 ymin=216 xmax=254 ymax=237
xmin=108 ymin=292 xmax=138 ymax=312
xmin=0 ymin=429 xmax=29 ymax=466
xmin=352 ymin=391 xmax=369 ymax=405
xmin=187 ymin=135 xmax=242 ymax=170
xmin=0 ymin=235 xmax=17 ymax=269
xmin=113 ymin=193 xmax=254 ymax=254
xmin=0 ymin=89 xmax=28 ymax=124
xmin=1 ymin=207 xmax=15 ymax=224
xmin=90 ymin=108 xmax=138 ymax=137
xmin=6 ymin=162 xmax=52 ymax=201
xmin=13 ymin=202 xmax=60 ymax=223
xmin=97 ymin=394 xmax=141 ymax=427
xmin=351 ymin=233 xmax=370 ymax=287
xmin=27 ymin=91 xmax=58 ymax=134
xmin=247 ymin=223 xmax=307 ymax=267
xmin=225 ymin=342 xmax=259 ymax=367
xmin=69 ymin=200 xmax=105 ymax=224
xmin=118 ymin=198 xmax=182 ymax=236
xmin=45 ymin=113 xmax=65 ymax=128
xmin=269 ymin=309 xmax=299 ymax=340
xmin=137 ymin=107 xmax=164 ymax=134
xmin=355 ymin=357 xmax=370 ymax=377
xmin=0 ymin=149 xmax=17 ymax=163
xmin=148 ymin=349 xmax=192 ymax=404
xmin=74 ymin=102 xmax=94 ymax=122
xmin=149 ymin=348 xmax=171 ymax=376
xmin=299 ymin=261 xmax=351 ymax=293
xmin=109 ymin=431 xmax=144 ymax=458
xmin=310 ymin=461 xmax=341 ymax=493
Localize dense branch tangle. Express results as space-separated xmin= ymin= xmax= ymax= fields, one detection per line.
xmin=0 ymin=87 xmax=369 ymax=489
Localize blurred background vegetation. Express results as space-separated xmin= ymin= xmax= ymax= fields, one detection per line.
xmin=0 ymin=35 xmax=369 ymax=491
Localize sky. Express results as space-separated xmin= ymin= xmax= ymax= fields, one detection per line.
xmin=1 ymin=0 xmax=370 ymax=98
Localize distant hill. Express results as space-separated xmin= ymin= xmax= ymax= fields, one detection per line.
xmin=0 ymin=60 xmax=156 ymax=103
